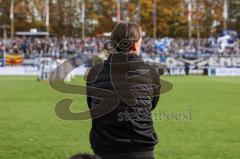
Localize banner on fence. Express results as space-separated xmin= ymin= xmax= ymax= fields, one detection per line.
xmin=5 ymin=54 xmax=24 ymax=65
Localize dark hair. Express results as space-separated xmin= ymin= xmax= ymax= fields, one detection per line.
xmin=110 ymin=21 xmax=142 ymax=52
xmin=70 ymin=153 xmax=101 ymax=159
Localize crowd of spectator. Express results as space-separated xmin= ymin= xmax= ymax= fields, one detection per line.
xmin=0 ymin=36 xmax=239 ymax=59
xmin=0 ymin=37 xmax=105 ymax=58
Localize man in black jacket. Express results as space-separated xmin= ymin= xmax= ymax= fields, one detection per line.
xmin=86 ymin=22 xmax=161 ymax=159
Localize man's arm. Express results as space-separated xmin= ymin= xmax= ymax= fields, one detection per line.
xmin=151 ymin=67 xmax=161 ymax=111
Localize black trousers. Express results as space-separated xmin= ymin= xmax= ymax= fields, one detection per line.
xmin=94 ymin=150 xmax=154 ymax=159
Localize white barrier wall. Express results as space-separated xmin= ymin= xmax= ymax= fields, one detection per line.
xmin=0 ymin=66 xmax=40 ymax=75
xmin=164 ymin=57 xmax=240 ymax=67
xmin=1 ymin=66 xmax=240 ymax=76
xmin=209 ymin=68 xmax=240 ymax=76
xmin=0 ymin=66 xmax=88 ymax=76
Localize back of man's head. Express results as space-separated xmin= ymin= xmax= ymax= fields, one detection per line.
xmin=111 ymin=21 xmax=142 ymax=44
xmin=110 ymin=21 xmax=142 ymax=53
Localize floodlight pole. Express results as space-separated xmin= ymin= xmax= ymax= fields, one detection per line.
xmin=188 ymin=0 xmax=192 ymax=42
xmin=196 ymin=2 xmax=201 ymax=56
xmin=10 ymin=0 xmax=14 ymax=39
xmin=11 ymin=18 xmax=14 ymax=39
xmin=153 ymin=0 xmax=157 ymax=40
xmin=45 ymin=0 xmax=50 ymax=38
xmin=223 ymin=0 xmax=228 ymax=30
xmin=82 ymin=0 xmax=85 ymax=39
xmin=116 ymin=0 xmax=121 ymax=23
xmin=3 ymin=27 xmax=7 ymax=66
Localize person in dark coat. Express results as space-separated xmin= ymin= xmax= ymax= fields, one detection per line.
xmin=86 ymin=22 xmax=161 ymax=159
xmin=184 ymin=62 xmax=190 ymax=76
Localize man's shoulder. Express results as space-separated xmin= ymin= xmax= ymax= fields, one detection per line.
xmin=86 ymin=62 xmax=109 ymax=85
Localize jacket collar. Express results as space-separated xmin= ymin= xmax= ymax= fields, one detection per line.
xmin=105 ymin=53 xmax=143 ymax=65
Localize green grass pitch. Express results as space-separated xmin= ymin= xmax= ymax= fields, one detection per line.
xmin=0 ymin=76 xmax=240 ymax=159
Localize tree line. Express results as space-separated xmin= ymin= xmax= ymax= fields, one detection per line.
xmin=0 ymin=0 xmax=240 ymax=38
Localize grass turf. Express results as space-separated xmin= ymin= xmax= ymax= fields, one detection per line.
xmin=0 ymin=76 xmax=240 ymax=159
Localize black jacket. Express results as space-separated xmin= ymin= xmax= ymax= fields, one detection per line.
xmin=86 ymin=53 xmax=160 ymax=153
